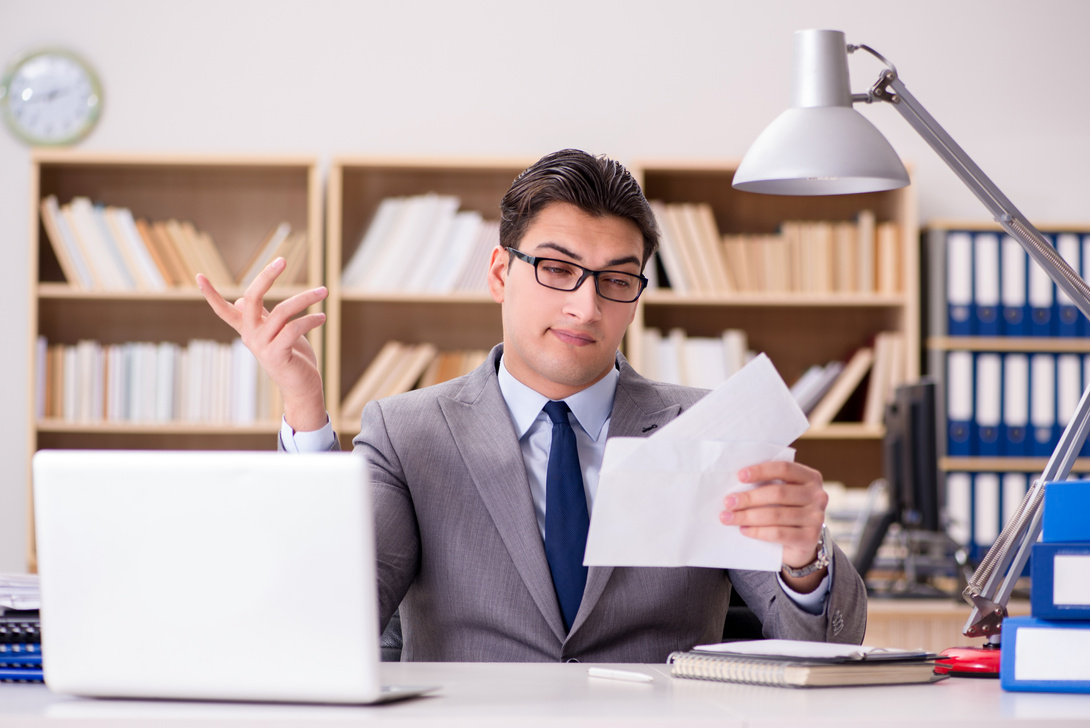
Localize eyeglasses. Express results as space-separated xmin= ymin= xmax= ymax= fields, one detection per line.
xmin=508 ymin=248 xmax=648 ymax=303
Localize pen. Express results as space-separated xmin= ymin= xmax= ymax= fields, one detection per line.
xmin=587 ymin=667 xmax=655 ymax=683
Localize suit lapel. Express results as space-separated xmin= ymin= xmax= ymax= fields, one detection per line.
xmin=569 ymin=355 xmax=683 ymax=636
xmin=437 ymin=348 xmax=568 ymax=641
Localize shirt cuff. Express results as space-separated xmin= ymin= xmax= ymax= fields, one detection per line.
xmin=777 ymin=558 xmax=833 ymax=616
xmin=279 ymin=414 xmax=336 ymax=453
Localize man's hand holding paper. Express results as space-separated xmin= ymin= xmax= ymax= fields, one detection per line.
xmin=584 ymin=353 xmax=827 ymax=584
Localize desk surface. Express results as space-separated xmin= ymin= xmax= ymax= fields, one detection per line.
xmin=4 ymin=662 xmax=1090 ymax=727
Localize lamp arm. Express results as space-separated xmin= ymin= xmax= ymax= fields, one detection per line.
xmin=858 ymin=66 xmax=1090 ymax=640
xmin=873 ymin=73 xmax=1090 ymax=320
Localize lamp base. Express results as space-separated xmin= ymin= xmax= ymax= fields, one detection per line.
xmin=935 ymin=644 xmax=1001 ymax=677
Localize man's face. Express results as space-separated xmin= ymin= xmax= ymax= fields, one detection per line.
xmin=487 ymin=201 xmax=643 ymax=400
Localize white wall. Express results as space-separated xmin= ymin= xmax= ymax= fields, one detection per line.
xmin=2 ymin=0 xmax=1089 ymax=571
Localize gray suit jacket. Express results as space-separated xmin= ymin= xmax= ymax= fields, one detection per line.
xmin=351 ymin=344 xmax=867 ymax=662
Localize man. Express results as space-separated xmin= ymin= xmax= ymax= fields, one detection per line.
xmin=198 ymin=149 xmax=867 ymax=662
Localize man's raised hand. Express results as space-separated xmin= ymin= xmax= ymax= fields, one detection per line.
xmin=196 ymin=257 xmax=329 ymax=432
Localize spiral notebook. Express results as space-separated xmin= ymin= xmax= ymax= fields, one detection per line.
xmin=668 ymin=639 xmax=945 ymax=688
xmin=32 ymin=449 xmax=436 ymax=704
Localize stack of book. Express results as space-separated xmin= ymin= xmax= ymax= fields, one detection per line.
xmin=40 ymin=195 xmax=307 ymax=291
xmin=1001 ymin=480 xmax=1090 ymax=692
xmin=339 ymin=342 xmax=489 ymax=425
xmin=340 ymin=194 xmax=500 ymax=293
xmin=649 ymin=204 xmax=901 ymax=296
xmin=35 ymin=336 xmax=281 ymax=425
xmin=637 ymin=328 xmax=751 ymax=390
xmin=638 ymin=328 xmax=904 ymax=427
xmin=1 ymin=575 xmax=42 ymax=683
xmin=803 ymin=332 xmax=907 ymax=428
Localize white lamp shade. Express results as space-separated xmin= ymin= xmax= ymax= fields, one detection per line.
xmin=732 ymin=105 xmax=910 ymax=195
xmin=732 ymin=29 xmax=910 ymax=196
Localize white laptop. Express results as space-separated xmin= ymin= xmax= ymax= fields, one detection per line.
xmin=32 ymin=449 xmax=435 ymax=704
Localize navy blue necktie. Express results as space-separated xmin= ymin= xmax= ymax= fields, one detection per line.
xmin=542 ymin=400 xmax=590 ymax=632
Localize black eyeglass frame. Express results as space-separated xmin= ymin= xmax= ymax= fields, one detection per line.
xmin=507 ymin=247 xmax=649 ymax=303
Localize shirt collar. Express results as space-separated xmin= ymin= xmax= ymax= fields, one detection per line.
xmin=497 ymin=354 xmax=617 ymax=441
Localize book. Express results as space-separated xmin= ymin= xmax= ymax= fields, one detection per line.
xmin=374 ymin=343 xmax=438 ymax=400
xmin=690 ymin=203 xmax=732 ymax=294
xmin=0 ymin=604 xmax=42 ymax=683
xmin=651 ymin=201 xmax=693 ymax=294
xmin=339 ymin=341 xmax=407 ymax=424
xmin=137 ymin=218 xmax=189 ymax=287
xmin=668 ymin=639 xmax=942 ymax=688
xmin=64 ymin=197 xmax=134 ymax=290
xmin=0 ymin=667 xmax=43 ymax=683
xmin=862 ymin=332 xmax=894 ymax=426
xmin=876 ymin=222 xmax=902 ymax=294
xmin=39 ymin=195 xmax=94 ymax=288
xmin=856 ymin=209 xmax=876 ymax=293
xmin=807 ymin=347 xmax=875 ymax=427
xmin=237 ymin=221 xmax=291 ymax=287
xmin=791 ymin=362 xmax=844 ymax=414
xmin=1000 ymin=616 xmax=1090 ymax=693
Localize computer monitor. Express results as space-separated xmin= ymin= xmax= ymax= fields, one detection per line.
xmin=852 ymin=378 xmax=944 ymax=583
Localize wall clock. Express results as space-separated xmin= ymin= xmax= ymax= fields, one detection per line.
xmin=0 ymin=48 xmax=102 ymax=146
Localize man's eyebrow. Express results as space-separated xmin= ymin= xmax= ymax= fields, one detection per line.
xmin=534 ymin=241 xmax=642 ymax=269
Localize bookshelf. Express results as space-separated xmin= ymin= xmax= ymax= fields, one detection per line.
xmin=325 ymin=157 xmax=532 ymax=444
xmin=924 ymin=221 xmax=1090 ymax=561
xmin=632 ymin=161 xmax=920 ymax=490
xmin=27 ymin=150 xmax=323 ymax=570
xmin=25 ymin=152 xmax=921 ymax=569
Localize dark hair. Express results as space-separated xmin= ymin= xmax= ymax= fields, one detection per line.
xmin=499 ymin=149 xmax=659 ymax=268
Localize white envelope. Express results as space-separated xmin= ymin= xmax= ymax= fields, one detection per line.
xmin=584 ymin=439 xmax=792 ymax=569
xmin=583 ymin=353 xmax=810 ymax=571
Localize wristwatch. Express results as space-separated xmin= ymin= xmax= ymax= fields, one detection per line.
xmin=781 ymin=525 xmax=832 ymax=578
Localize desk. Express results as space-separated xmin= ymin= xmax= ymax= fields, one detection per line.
xmin=3 ymin=662 xmax=1090 ymax=727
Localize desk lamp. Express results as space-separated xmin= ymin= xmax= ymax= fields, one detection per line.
xmin=733 ymin=29 xmax=1090 ymax=676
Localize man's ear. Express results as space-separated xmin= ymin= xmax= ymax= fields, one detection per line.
xmin=486 ymin=245 xmax=508 ymax=303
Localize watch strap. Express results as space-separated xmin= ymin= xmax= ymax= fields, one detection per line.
xmin=781 ymin=525 xmax=831 ymax=578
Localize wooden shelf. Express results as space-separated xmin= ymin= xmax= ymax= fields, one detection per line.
xmin=927 ymin=336 xmax=1090 ymax=353
xmin=27 ymin=151 xmax=324 ymax=571
xmin=803 ymin=424 xmax=885 ymax=440
xmin=642 ymin=291 xmax=907 ymax=307
xmin=628 ymin=161 xmax=919 ymax=490
xmin=324 ymin=157 xmax=531 ymax=426
xmin=37 ymin=283 xmax=309 ymax=302
xmin=940 ymin=457 xmax=1090 ymax=473
xmin=37 ymin=419 xmax=280 ymax=435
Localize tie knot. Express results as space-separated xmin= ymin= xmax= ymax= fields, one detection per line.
xmin=543 ymin=400 xmax=571 ymax=425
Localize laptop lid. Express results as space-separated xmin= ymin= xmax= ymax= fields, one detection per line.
xmin=33 ymin=449 xmax=420 ymax=704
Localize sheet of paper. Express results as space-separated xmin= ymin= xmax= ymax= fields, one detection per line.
xmin=692 ymin=639 xmax=932 ymax=661
xmin=584 ymin=353 xmax=810 ymax=571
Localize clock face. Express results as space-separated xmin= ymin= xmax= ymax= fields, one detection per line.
xmin=0 ymin=49 xmax=102 ymax=146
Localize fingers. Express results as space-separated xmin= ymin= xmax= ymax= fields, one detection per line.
xmin=272 ymin=312 xmax=327 ymax=349
xmin=720 ymin=460 xmax=827 ymax=551
xmin=196 ymin=273 xmax=242 ymax=333
xmin=738 ymin=460 xmax=819 ymax=486
xmin=241 ymin=258 xmax=287 ymax=331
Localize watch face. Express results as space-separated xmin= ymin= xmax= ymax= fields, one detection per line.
xmin=0 ymin=49 xmax=102 ymax=146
